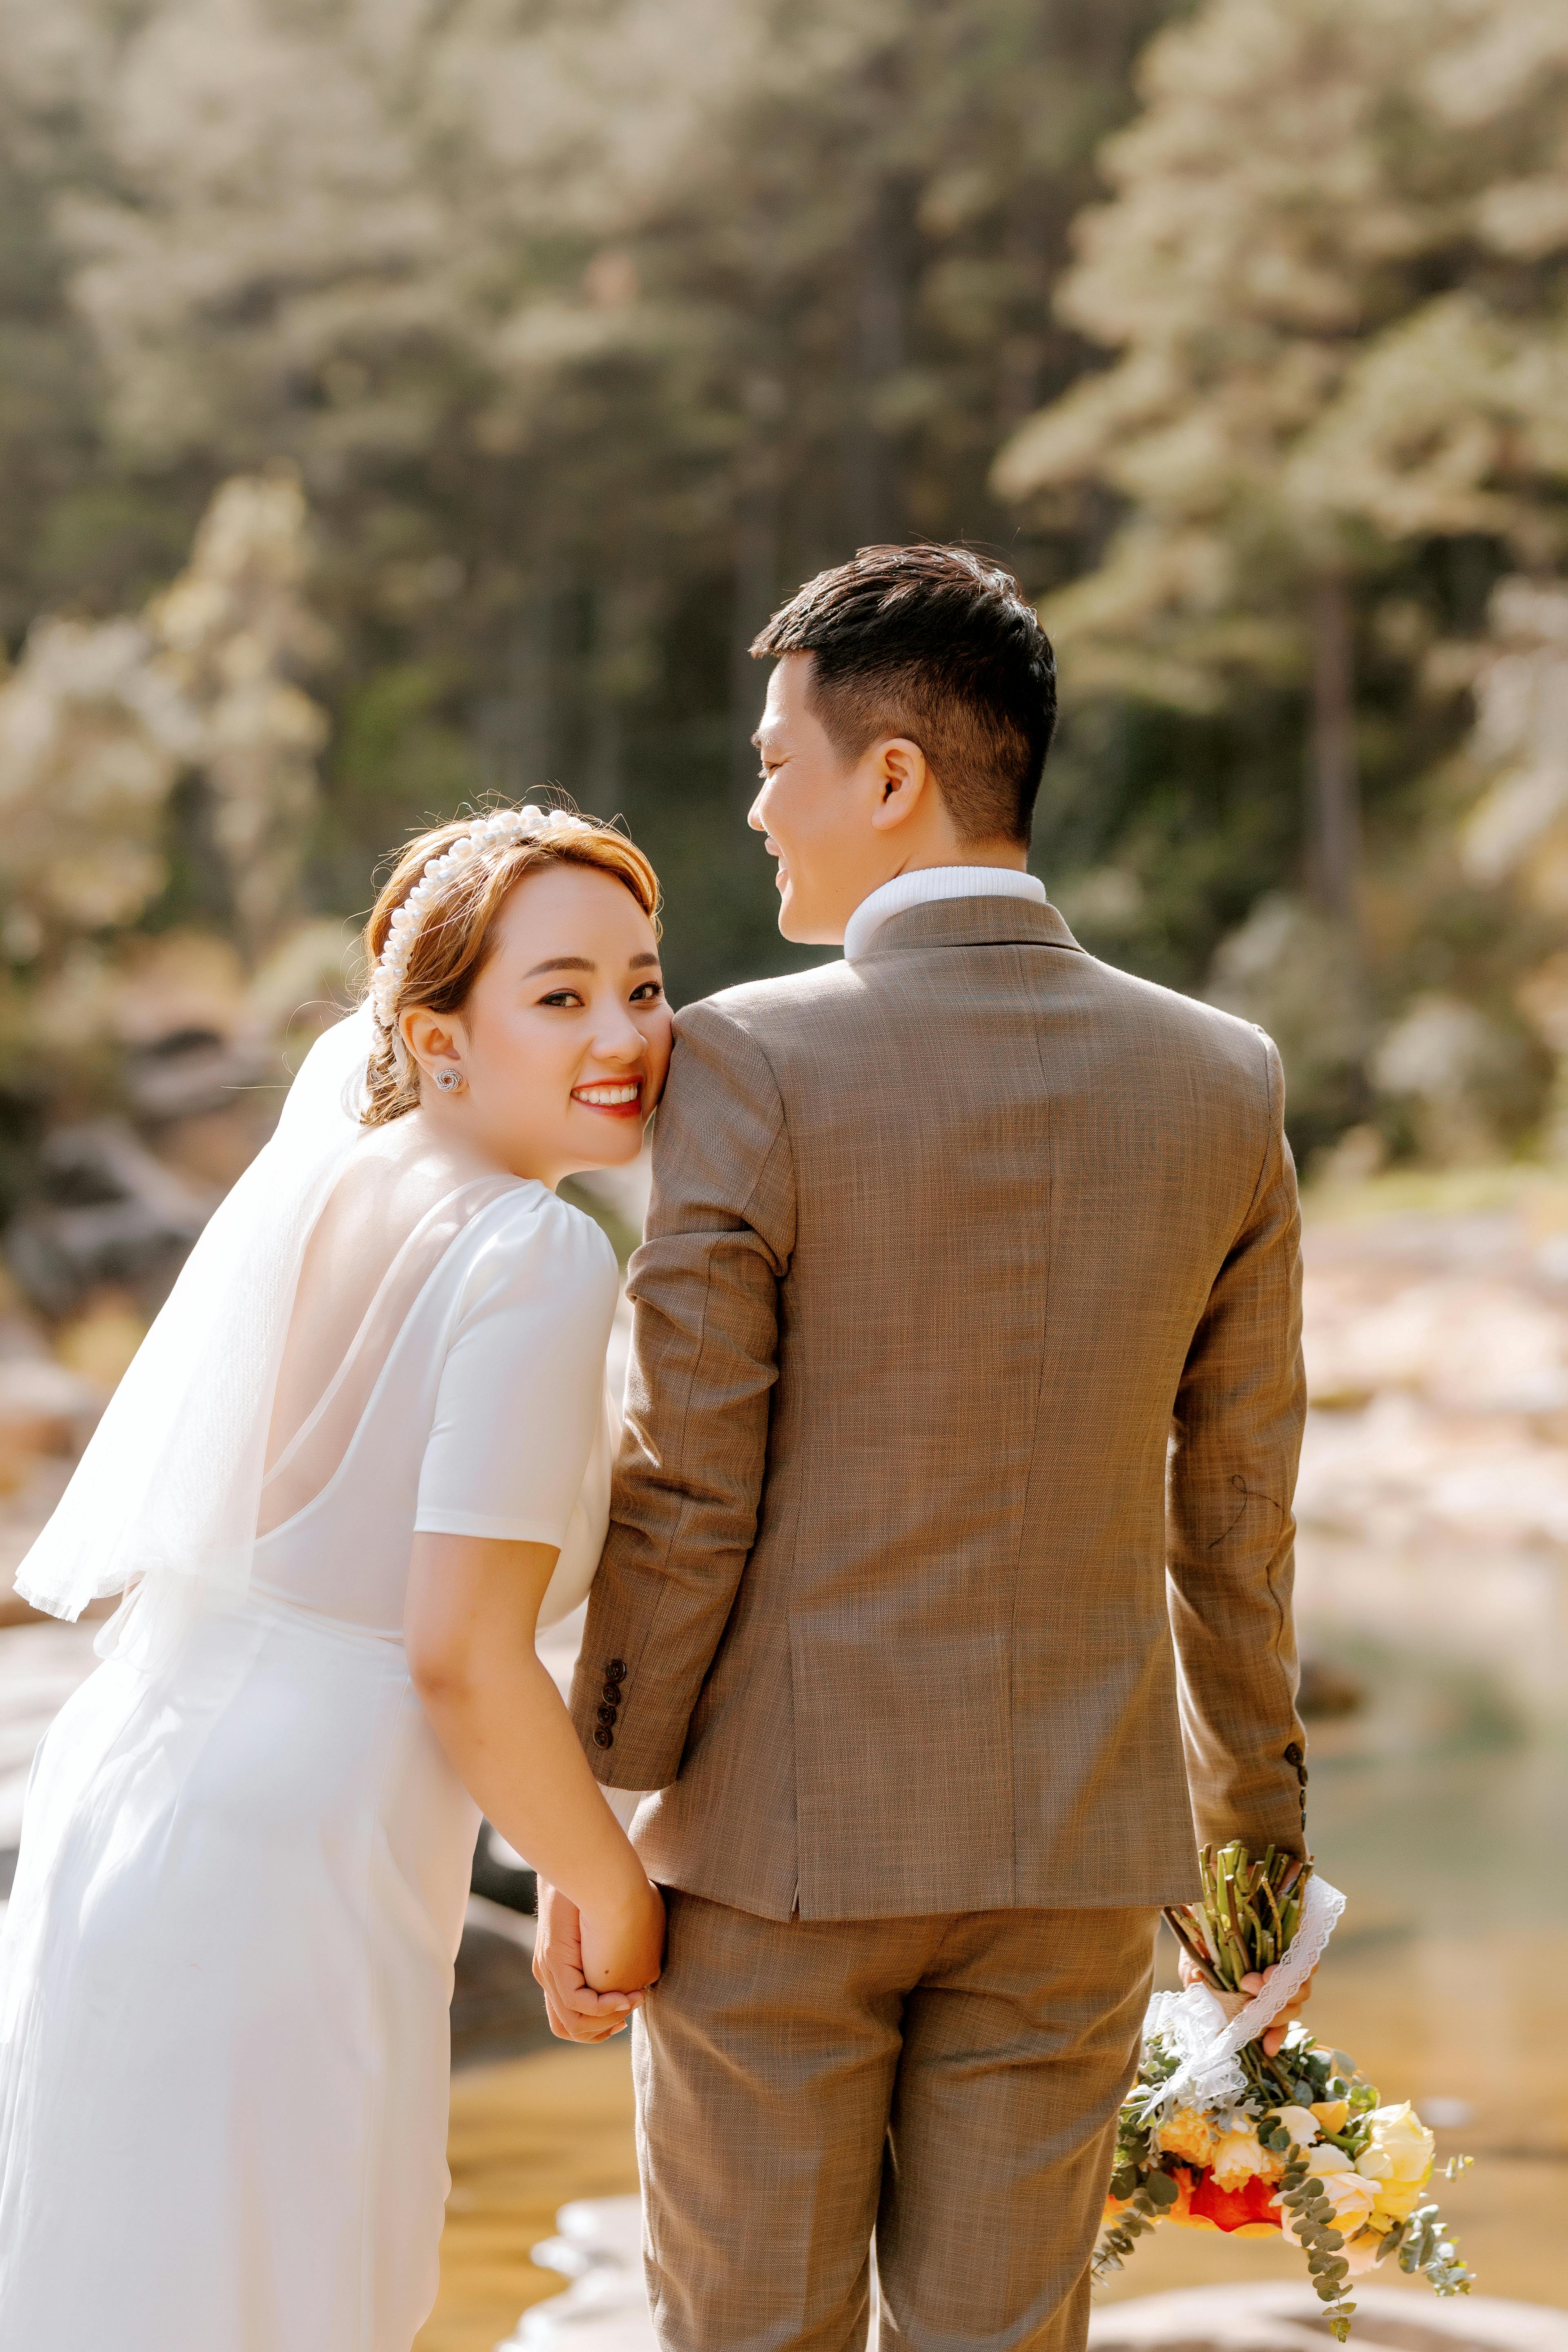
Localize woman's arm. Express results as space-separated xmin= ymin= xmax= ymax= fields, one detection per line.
xmin=405 ymin=1531 xmax=664 ymax=1999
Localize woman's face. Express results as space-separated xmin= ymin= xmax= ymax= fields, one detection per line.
xmin=403 ymin=860 xmax=672 ymax=1187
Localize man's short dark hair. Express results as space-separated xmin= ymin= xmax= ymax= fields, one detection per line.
xmin=750 ymin=544 xmax=1056 ymax=846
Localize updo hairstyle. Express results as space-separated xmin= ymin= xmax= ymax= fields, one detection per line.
xmin=360 ymin=806 xmax=661 ymax=1128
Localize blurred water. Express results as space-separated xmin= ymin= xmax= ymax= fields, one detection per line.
xmin=1306 ymin=1647 xmax=1567 ymax=1937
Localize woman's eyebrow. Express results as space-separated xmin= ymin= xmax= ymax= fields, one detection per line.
xmin=525 ymin=955 xmax=595 ymax=977
xmin=630 ymin=952 xmax=662 ymax=970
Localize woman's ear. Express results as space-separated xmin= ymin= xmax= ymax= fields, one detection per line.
xmin=868 ymin=737 xmax=929 ymax=834
xmin=401 ymin=1006 xmax=466 ymax=1087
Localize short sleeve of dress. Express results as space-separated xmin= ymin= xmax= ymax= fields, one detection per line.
xmin=414 ymin=1193 xmax=619 ymax=1551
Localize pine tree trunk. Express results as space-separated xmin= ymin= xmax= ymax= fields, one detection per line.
xmin=1310 ymin=571 xmax=1360 ymax=924
xmin=842 ymin=178 xmax=907 ymax=546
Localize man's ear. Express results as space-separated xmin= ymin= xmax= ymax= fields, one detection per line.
xmin=868 ymin=738 xmax=929 ymax=833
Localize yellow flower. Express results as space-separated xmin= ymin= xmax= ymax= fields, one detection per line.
xmin=1212 ymin=2122 xmax=1279 ymax=2190
xmin=1157 ymin=2108 xmax=1216 ymax=2167
xmin=1367 ymin=2180 xmax=1423 ymax=2230
xmin=1310 ymin=2098 xmax=1350 ymax=2134
xmin=1289 ymin=2145 xmax=1379 ymax=2236
xmin=1355 ymin=2103 xmax=1435 ymax=2195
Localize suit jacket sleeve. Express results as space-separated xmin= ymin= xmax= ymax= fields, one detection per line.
xmin=570 ymin=998 xmax=794 ymax=1788
xmin=1167 ymin=1033 xmax=1310 ymax=1862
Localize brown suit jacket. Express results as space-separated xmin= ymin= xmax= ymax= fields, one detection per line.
xmin=570 ymin=896 xmax=1308 ymax=1921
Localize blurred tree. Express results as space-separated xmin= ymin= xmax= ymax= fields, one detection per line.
xmin=0 ymin=616 xmax=200 ymax=956
xmin=147 ymin=471 xmax=331 ymax=963
xmin=0 ymin=0 xmax=1173 ymax=1002
xmin=0 ymin=470 xmax=332 ymax=1140
xmin=995 ymin=0 xmax=1568 ymax=924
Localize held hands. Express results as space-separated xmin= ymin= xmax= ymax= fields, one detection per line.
xmin=581 ymin=1873 xmax=666 ymax=1998
xmin=533 ymin=1877 xmax=666 ymax=2044
xmin=1178 ymin=1948 xmax=1317 ymax=2059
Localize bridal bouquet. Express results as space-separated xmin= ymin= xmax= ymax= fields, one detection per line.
xmin=1095 ymin=1845 xmax=1474 ymax=2341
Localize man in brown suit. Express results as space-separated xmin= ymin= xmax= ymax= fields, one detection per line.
xmin=536 ymin=546 xmax=1311 ymax=2352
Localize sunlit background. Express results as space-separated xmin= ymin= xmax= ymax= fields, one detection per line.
xmin=0 ymin=2 xmax=1564 ymax=2348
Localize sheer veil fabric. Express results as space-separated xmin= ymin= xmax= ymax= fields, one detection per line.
xmin=0 ymin=996 xmax=622 ymax=2350
xmin=15 ymin=1008 xmax=375 ymax=1642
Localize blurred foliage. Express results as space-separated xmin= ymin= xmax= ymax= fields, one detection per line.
xmin=997 ymin=0 xmax=1568 ymax=1164
xmin=996 ymin=0 xmax=1568 ymax=698
xmin=0 ymin=0 xmax=1170 ymax=1013
xmin=0 ymin=0 xmax=1563 ymax=1178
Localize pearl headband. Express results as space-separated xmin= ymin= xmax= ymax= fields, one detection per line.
xmin=370 ymin=805 xmax=594 ymax=1069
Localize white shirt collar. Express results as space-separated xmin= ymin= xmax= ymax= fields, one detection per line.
xmin=842 ymin=865 xmax=1049 ymax=964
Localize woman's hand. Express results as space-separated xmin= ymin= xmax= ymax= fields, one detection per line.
xmin=581 ymin=1875 xmax=665 ymax=1996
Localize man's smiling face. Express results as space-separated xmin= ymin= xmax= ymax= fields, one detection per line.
xmin=748 ymin=654 xmax=886 ymax=944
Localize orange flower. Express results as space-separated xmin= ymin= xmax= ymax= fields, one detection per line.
xmin=1164 ymin=2167 xmax=1214 ymax=2232
xmin=1182 ymin=2167 xmax=1285 ymax=2236
xmin=1158 ymin=2107 xmax=1217 ymax=2167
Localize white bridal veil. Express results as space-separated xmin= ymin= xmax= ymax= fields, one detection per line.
xmin=15 ymin=1008 xmax=375 ymax=1644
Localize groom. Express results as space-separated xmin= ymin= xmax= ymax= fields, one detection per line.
xmin=537 ymin=544 xmax=1310 ymax=2352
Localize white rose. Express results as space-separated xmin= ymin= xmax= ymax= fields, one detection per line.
xmin=1338 ymin=2227 xmax=1387 ymax=2276
xmin=1272 ymin=2105 xmax=1320 ymax=2148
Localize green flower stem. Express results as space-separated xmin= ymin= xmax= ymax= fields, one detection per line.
xmin=1168 ymin=1844 xmax=1316 ymax=1999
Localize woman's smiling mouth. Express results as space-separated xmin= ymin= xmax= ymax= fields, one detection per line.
xmin=572 ymin=1080 xmax=644 ymax=1117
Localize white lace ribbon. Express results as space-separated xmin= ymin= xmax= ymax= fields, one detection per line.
xmin=1137 ymin=1872 xmax=1345 ymax=2117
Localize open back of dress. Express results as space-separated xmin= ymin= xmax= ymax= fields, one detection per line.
xmin=254 ymin=1150 xmax=617 ymax=1635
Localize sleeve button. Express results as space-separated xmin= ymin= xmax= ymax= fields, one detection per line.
xmin=597 ymin=1703 xmax=618 ymax=1726
xmin=602 ymin=1682 xmax=624 ymax=1706
xmin=593 ymin=1727 xmax=614 ymax=1749
xmin=605 ymin=1659 xmax=628 ymax=1682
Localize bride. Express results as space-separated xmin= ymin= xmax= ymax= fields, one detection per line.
xmin=0 ymin=805 xmax=671 ymax=2350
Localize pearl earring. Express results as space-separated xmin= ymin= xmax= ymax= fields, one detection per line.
xmin=433 ymin=1068 xmax=465 ymax=1094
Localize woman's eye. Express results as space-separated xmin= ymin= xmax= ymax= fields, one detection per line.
xmin=630 ymin=981 xmax=664 ymax=1004
xmin=539 ymin=990 xmax=584 ymax=1009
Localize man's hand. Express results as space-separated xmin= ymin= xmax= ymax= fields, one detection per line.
xmin=533 ymin=1881 xmax=647 ymax=2043
xmin=1178 ymin=1949 xmax=1317 ymax=2058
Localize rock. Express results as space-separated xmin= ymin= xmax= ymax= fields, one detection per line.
xmin=451 ymin=1906 xmax=553 ymax=2071
xmin=1305 ymin=1278 xmax=1568 ymax=1415
xmin=0 ymin=1336 xmax=101 ymax=1520
xmin=501 ymin=2198 xmax=656 ymax=2352
xmin=0 ymin=1352 xmax=98 ymax=1450
xmin=496 ymin=2226 xmax=1568 ymax=2352
xmin=5 ymin=1120 xmax=215 ymax=1315
xmin=1087 ymin=2284 xmax=1568 ymax=2352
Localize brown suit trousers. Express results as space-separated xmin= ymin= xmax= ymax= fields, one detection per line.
xmin=571 ymin=895 xmax=1308 ymax=2351
xmin=637 ymin=1895 xmax=1156 ymax=2352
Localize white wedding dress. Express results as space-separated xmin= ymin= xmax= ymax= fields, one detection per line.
xmin=0 ymin=1018 xmax=619 ymax=2352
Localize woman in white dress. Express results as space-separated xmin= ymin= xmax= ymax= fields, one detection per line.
xmin=0 ymin=805 xmax=671 ymax=2350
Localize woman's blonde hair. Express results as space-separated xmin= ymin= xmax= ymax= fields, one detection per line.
xmin=359 ymin=804 xmax=661 ymax=1127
